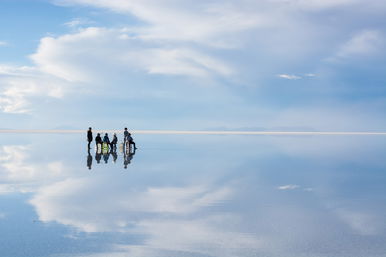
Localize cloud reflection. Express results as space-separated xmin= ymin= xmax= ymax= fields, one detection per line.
xmin=0 ymin=145 xmax=65 ymax=193
xmin=1 ymin=134 xmax=386 ymax=256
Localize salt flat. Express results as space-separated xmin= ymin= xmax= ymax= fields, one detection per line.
xmin=0 ymin=133 xmax=385 ymax=257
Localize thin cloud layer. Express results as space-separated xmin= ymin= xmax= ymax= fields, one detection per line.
xmin=336 ymin=30 xmax=385 ymax=59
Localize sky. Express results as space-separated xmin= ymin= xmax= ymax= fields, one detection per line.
xmin=0 ymin=0 xmax=386 ymax=131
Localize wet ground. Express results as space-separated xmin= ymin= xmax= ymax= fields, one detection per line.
xmin=0 ymin=133 xmax=386 ymax=257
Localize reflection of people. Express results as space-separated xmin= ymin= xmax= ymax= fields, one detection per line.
xmin=95 ymin=147 xmax=102 ymax=164
xmin=95 ymin=133 xmax=102 ymax=150
xmin=87 ymin=149 xmax=92 ymax=169
xmin=123 ymin=147 xmax=136 ymax=169
xmin=103 ymin=150 xmax=110 ymax=164
xmin=111 ymin=150 xmax=118 ymax=163
xmin=87 ymin=127 xmax=93 ymax=149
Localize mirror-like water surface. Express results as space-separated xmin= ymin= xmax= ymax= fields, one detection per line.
xmin=0 ymin=133 xmax=386 ymax=257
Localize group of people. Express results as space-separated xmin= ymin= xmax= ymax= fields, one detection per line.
xmin=87 ymin=127 xmax=137 ymax=151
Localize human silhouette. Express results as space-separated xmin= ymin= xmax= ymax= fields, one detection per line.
xmin=95 ymin=133 xmax=102 ymax=150
xmin=110 ymin=133 xmax=118 ymax=150
xmin=127 ymin=132 xmax=137 ymax=150
xmin=87 ymin=127 xmax=93 ymax=149
xmin=123 ymin=128 xmax=137 ymax=152
xmin=103 ymin=133 xmax=110 ymax=150
xmin=87 ymin=149 xmax=93 ymax=169
xmin=124 ymin=128 xmax=129 ymax=145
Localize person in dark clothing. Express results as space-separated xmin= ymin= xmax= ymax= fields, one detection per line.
xmin=123 ymin=128 xmax=129 ymax=146
xmin=103 ymin=133 xmax=110 ymax=151
xmin=87 ymin=149 xmax=93 ymax=170
xmin=103 ymin=133 xmax=110 ymax=144
xmin=87 ymin=127 xmax=93 ymax=149
xmin=128 ymin=132 xmax=137 ymax=150
xmin=95 ymin=133 xmax=102 ymax=149
xmin=110 ymin=133 xmax=118 ymax=150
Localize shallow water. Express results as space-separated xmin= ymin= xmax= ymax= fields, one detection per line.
xmin=0 ymin=133 xmax=386 ymax=257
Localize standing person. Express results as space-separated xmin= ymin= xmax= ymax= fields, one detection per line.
xmin=95 ymin=133 xmax=102 ymax=149
xmin=124 ymin=128 xmax=129 ymax=145
xmin=87 ymin=127 xmax=93 ymax=149
xmin=110 ymin=133 xmax=118 ymax=150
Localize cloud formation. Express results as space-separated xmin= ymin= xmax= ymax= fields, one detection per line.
xmin=0 ymin=66 xmax=67 ymax=113
xmin=64 ymin=17 xmax=95 ymax=28
xmin=336 ymin=30 xmax=385 ymax=59
xmin=277 ymin=184 xmax=300 ymax=190
xmin=0 ymin=145 xmax=66 ymax=192
xmin=277 ymin=74 xmax=302 ymax=80
xmin=0 ymin=0 xmax=385 ymax=131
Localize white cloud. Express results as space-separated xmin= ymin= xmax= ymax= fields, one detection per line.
xmin=55 ymin=0 xmax=265 ymax=48
xmin=336 ymin=209 xmax=384 ymax=236
xmin=0 ymin=41 xmax=8 ymax=47
xmin=277 ymin=184 xmax=299 ymax=190
xmin=64 ymin=17 xmax=94 ymax=28
xmin=30 ymin=27 xmax=233 ymax=82
xmin=30 ymin=178 xmax=232 ymax=232
xmin=277 ymin=74 xmax=301 ymax=80
xmin=0 ymin=66 xmax=68 ymax=113
xmin=0 ymin=145 xmax=66 ymax=192
xmin=118 ymin=217 xmax=262 ymax=257
xmin=335 ymin=30 xmax=385 ymax=59
xmin=0 ymin=0 xmax=385 ymax=120
xmin=288 ymin=0 xmax=360 ymax=9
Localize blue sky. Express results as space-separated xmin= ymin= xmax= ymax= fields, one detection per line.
xmin=0 ymin=0 xmax=385 ymax=130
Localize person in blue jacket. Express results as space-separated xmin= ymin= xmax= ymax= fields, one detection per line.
xmin=103 ymin=133 xmax=110 ymax=149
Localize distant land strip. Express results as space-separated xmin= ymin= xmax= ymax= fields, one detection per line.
xmin=0 ymin=130 xmax=386 ymax=135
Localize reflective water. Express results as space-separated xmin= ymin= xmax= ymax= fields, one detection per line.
xmin=0 ymin=133 xmax=386 ymax=257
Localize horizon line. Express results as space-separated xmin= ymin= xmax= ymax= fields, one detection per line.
xmin=0 ymin=129 xmax=386 ymax=135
